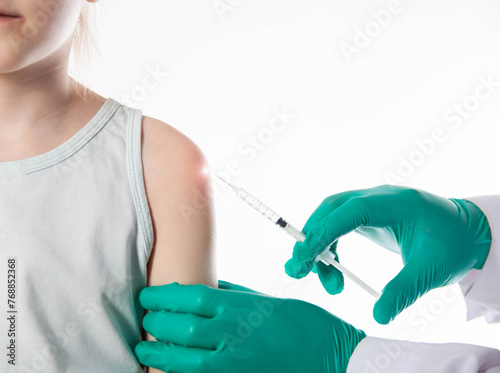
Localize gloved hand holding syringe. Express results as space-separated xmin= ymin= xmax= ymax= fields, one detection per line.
xmin=216 ymin=175 xmax=381 ymax=299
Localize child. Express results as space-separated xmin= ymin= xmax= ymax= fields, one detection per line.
xmin=0 ymin=1 xmax=216 ymax=372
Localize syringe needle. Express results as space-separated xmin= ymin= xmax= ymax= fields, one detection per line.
xmin=216 ymin=175 xmax=239 ymax=193
xmin=216 ymin=174 xmax=381 ymax=299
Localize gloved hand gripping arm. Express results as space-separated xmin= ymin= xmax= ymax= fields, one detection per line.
xmin=134 ymin=281 xmax=366 ymax=373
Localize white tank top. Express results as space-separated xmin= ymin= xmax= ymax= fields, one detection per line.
xmin=0 ymin=97 xmax=154 ymax=372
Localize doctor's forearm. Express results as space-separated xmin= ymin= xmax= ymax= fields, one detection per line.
xmin=347 ymin=337 xmax=500 ymax=373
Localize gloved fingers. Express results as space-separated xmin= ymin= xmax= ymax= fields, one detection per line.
xmin=285 ymin=189 xmax=399 ymax=279
xmin=285 ymin=238 xmax=339 ymax=279
xmin=286 ymin=198 xmax=372 ymax=278
xmin=300 ymin=191 xmax=364 ymax=235
xmin=301 ymin=185 xmax=400 ymax=236
xmin=373 ymin=259 xmax=428 ymax=324
xmin=315 ymin=252 xmax=344 ymax=295
xmin=143 ymin=311 xmax=220 ymax=350
xmin=284 ymin=255 xmax=314 ymax=279
xmin=306 ymin=198 xmax=374 ymax=255
xmin=218 ymin=280 xmax=266 ymax=295
xmin=297 ymin=198 xmax=372 ymax=259
xmin=284 ymin=190 xmax=373 ymax=279
xmin=135 ymin=341 xmax=212 ymax=373
xmin=311 ymin=262 xmax=318 ymax=274
xmin=139 ymin=282 xmax=218 ymax=317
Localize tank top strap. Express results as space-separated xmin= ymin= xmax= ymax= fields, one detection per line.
xmin=125 ymin=105 xmax=154 ymax=261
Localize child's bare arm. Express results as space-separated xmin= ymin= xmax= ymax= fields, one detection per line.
xmin=140 ymin=116 xmax=217 ymax=373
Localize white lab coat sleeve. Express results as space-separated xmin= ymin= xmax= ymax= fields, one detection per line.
xmin=346 ymin=195 xmax=500 ymax=373
xmin=346 ymin=337 xmax=500 ymax=373
xmin=458 ymin=195 xmax=500 ymax=322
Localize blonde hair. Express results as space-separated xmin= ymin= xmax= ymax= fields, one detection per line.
xmin=70 ymin=2 xmax=103 ymax=103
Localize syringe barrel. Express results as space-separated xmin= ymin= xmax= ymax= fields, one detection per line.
xmin=236 ymin=188 xmax=281 ymax=224
xmin=283 ymin=223 xmax=306 ymax=242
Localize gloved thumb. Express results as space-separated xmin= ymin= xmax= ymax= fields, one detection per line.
xmin=373 ymin=261 xmax=425 ymax=324
xmin=314 ymin=258 xmax=344 ymax=295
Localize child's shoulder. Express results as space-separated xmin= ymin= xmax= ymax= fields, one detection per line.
xmin=140 ymin=115 xmax=210 ymax=214
xmin=140 ymin=115 xmax=208 ymax=176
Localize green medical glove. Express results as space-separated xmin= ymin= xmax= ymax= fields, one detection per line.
xmin=285 ymin=185 xmax=492 ymax=325
xmin=134 ymin=281 xmax=366 ymax=373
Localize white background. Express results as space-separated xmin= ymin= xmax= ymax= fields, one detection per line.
xmin=76 ymin=0 xmax=500 ymax=350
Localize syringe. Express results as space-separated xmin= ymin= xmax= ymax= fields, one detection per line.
xmin=217 ymin=175 xmax=381 ymax=300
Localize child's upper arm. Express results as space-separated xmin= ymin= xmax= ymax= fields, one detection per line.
xmin=141 ymin=115 xmax=216 ymax=287
xmin=140 ymin=115 xmax=217 ymax=372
